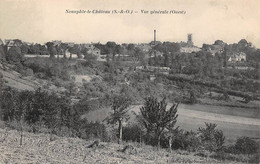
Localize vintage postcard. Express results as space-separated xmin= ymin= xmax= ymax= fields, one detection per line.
xmin=0 ymin=0 xmax=259 ymax=163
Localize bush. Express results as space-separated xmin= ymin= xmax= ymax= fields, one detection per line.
xmin=234 ymin=137 xmax=259 ymax=154
xmin=189 ymin=89 xmax=197 ymax=104
xmin=22 ymin=68 xmax=34 ymax=76
xmin=78 ymin=121 xmax=108 ymax=141
xmin=123 ymin=124 xmax=144 ymax=143
xmin=171 ymin=130 xmax=201 ymax=151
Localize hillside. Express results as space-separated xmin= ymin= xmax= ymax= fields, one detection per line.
xmin=0 ymin=62 xmax=67 ymax=93
xmin=0 ymin=128 xmax=240 ymax=164
xmin=0 ymin=62 xmax=36 ymax=91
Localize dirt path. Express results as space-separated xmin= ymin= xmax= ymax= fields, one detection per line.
xmin=176 ymin=105 xmax=260 ymax=126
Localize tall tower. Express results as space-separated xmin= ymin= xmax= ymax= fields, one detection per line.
xmin=154 ymin=30 xmax=156 ymax=45
xmin=187 ymin=33 xmax=193 ymax=46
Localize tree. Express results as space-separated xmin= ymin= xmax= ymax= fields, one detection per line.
xmin=198 ymin=123 xmax=225 ymax=152
xmin=0 ymin=45 xmax=6 ymax=61
xmin=140 ymin=97 xmax=178 ymax=149
xmin=60 ymin=43 xmax=68 ymax=58
xmin=189 ymin=89 xmax=197 ymax=104
xmin=214 ymin=40 xmax=225 ymax=47
xmin=28 ymin=44 xmax=41 ymax=54
xmin=21 ymin=44 xmax=29 ymax=54
xmin=68 ymin=44 xmax=80 ymax=59
xmin=106 ymin=93 xmax=132 ymax=144
xmin=46 ymin=42 xmax=57 ymax=58
xmin=39 ymin=45 xmax=49 ymax=55
xmin=7 ymin=47 xmax=23 ymax=63
xmin=163 ymin=53 xmax=169 ymax=67
xmin=55 ymin=45 xmax=63 ymax=59
xmin=0 ymin=72 xmax=4 ymax=120
xmin=106 ymin=41 xmax=117 ymax=55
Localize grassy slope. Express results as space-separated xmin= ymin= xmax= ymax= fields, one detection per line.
xmin=0 ymin=63 xmax=36 ymax=91
xmin=0 ymin=128 xmax=234 ymax=164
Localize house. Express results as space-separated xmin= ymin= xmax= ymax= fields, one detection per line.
xmin=52 ymin=40 xmax=62 ymax=46
xmin=180 ymin=46 xmax=201 ymax=53
xmin=149 ymin=75 xmax=156 ymax=81
xmin=209 ymin=45 xmax=224 ymax=56
xmin=203 ymin=44 xmax=224 ymax=56
xmin=65 ymin=42 xmax=75 ymax=48
xmin=136 ymin=66 xmax=170 ymax=74
xmin=23 ymin=42 xmax=33 ymax=46
xmin=64 ymin=49 xmax=78 ymax=58
xmin=82 ymin=44 xmax=95 ymax=49
xmin=151 ymin=50 xmax=163 ymax=57
xmin=87 ymin=47 xmax=101 ymax=56
xmin=81 ymin=43 xmax=101 ymax=56
xmin=5 ymin=39 xmax=23 ymax=50
xmin=228 ymin=52 xmax=246 ymax=62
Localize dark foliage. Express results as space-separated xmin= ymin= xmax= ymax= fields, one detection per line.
xmin=122 ymin=124 xmax=144 ymax=143
xmin=23 ymin=58 xmax=70 ymax=80
xmin=0 ymin=87 xmax=108 ymax=141
xmin=234 ymin=137 xmax=259 ymax=154
xmin=6 ymin=47 xmax=24 ymax=63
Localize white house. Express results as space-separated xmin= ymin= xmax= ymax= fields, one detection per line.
xmin=228 ymin=52 xmax=246 ymax=62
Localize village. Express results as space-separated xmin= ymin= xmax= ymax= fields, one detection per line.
xmin=1 ymin=0 xmax=260 ymax=162
xmin=0 ymin=31 xmax=251 ymax=68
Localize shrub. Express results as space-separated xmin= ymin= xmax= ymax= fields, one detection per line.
xmin=123 ymin=124 xmax=144 ymax=143
xmin=234 ymin=137 xmax=259 ymax=154
xmin=171 ymin=130 xmax=201 ymax=151
xmin=78 ymin=121 xmax=108 ymax=141
xmin=22 ymin=68 xmax=34 ymax=76
xmin=189 ymin=89 xmax=197 ymax=104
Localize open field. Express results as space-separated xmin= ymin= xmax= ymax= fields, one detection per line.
xmin=85 ymin=104 xmax=260 ymax=142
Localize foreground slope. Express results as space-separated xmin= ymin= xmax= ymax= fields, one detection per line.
xmin=0 ymin=128 xmax=238 ymax=164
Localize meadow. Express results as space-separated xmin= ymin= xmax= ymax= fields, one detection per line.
xmin=85 ymin=103 xmax=260 ymax=142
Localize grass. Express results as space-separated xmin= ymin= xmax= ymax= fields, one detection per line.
xmin=0 ymin=128 xmax=227 ymax=164
xmin=84 ymin=103 xmax=260 ymax=142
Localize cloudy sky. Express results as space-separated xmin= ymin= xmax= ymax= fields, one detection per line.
xmin=0 ymin=0 xmax=259 ymax=47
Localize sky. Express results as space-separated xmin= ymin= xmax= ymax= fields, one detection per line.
xmin=0 ymin=0 xmax=259 ymax=48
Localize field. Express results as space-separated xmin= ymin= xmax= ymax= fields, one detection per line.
xmin=84 ymin=103 xmax=260 ymax=142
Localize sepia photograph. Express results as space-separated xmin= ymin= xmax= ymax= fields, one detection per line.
xmin=0 ymin=0 xmax=259 ymax=163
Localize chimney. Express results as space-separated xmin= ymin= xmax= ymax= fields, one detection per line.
xmin=154 ymin=30 xmax=156 ymax=45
